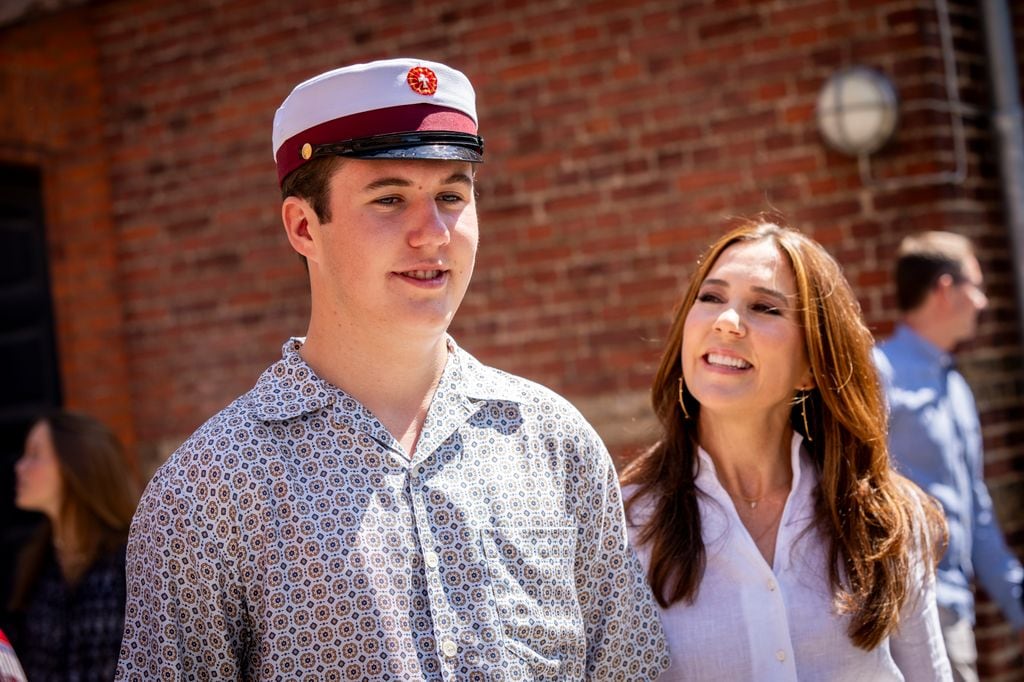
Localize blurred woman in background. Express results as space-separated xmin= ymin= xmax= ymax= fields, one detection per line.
xmin=9 ymin=411 xmax=138 ymax=682
xmin=622 ymin=220 xmax=950 ymax=680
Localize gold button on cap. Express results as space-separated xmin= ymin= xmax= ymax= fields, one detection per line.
xmin=301 ymin=142 xmax=313 ymax=159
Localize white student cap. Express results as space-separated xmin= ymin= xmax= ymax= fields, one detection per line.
xmin=272 ymin=57 xmax=483 ymax=185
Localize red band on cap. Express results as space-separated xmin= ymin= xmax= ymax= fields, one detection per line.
xmin=276 ymin=104 xmax=477 ymax=184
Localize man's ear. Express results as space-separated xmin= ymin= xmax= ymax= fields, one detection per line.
xmin=931 ymin=272 xmax=956 ymax=306
xmin=934 ymin=272 xmax=955 ymax=291
xmin=282 ymin=196 xmax=319 ymax=264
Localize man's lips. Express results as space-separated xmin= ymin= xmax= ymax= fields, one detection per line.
xmin=400 ymin=269 xmax=444 ymax=280
xmin=395 ymin=268 xmax=449 ymax=284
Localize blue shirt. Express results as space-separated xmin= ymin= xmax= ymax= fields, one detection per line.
xmin=874 ymin=325 xmax=1024 ymax=629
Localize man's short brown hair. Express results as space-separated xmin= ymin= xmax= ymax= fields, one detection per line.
xmin=895 ymin=231 xmax=975 ymax=312
xmin=280 ymin=156 xmax=344 ymax=268
xmin=280 ymin=156 xmax=345 ymax=223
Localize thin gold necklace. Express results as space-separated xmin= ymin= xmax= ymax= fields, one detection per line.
xmin=730 ymin=486 xmax=786 ymax=510
xmin=739 ymin=494 xmax=764 ymax=510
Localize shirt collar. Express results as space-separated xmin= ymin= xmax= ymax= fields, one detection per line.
xmin=449 ymin=336 xmax=532 ymax=404
xmin=249 ymin=336 xmax=526 ymax=422
xmin=892 ymin=324 xmax=955 ymax=370
xmin=248 ymin=338 xmax=340 ymax=421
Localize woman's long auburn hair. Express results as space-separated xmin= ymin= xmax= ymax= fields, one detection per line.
xmin=10 ymin=411 xmax=139 ymax=608
xmin=621 ymin=220 xmax=946 ymax=650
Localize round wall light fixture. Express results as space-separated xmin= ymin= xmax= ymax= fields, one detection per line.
xmin=816 ymin=66 xmax=899 ymax=156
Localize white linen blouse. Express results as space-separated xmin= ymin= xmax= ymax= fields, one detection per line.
xmin=625 ymin=433 xmax=951 ymax=681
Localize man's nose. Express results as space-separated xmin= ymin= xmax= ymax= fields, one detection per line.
xmin=407 ymin=201 xmax=451 ymax=248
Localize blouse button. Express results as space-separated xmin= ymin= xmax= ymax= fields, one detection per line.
xmin=424 ymin=551 xmax=440 ymax=569
xmin=767 ymin=578 xmax=777 ymax=591
xmin=441 ymin=639 xmax=458 ymax=658
xmin=776 ymin=650 xmax=786 ymax=662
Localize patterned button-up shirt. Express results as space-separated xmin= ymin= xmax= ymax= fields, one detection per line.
xmin=117 ymin=338 xmax=669 ymax=681
xmin=0 ymin=629 xmax=27 ymax=682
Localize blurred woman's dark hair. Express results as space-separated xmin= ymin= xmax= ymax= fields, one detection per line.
xmin=9 ymin=411 xmax=139 ymax=610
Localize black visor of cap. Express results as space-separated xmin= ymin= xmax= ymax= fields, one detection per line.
xmin=309 ymin=131 xmax=484 ymax=163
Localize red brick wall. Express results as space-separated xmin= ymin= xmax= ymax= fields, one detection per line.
xmin=2 ymin=0 xmax=1022 ymax=676
xmin=0 ymin=8 xmax=138 ymax=472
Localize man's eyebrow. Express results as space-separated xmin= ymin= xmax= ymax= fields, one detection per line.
xmin=361 ymin=172 xmax=474 ymax=192
xmin=362 ymin=177 xmax=412 ymax=191
xmin=443 ymin=172 xmax=474 ymax=187
xmin=701 ymin=278 xmax=791 ymax=304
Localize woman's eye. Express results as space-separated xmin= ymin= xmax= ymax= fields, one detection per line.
xmin=696 ymin=292 xmax=722 ymax=304
xmin=438 ymin=192 xmax=464 ymax=204
xmin=753 ymin=303 xmax=782 ymax=315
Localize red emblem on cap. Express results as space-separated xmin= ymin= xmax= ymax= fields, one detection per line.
xmin=407 ymin=66 xmax=438 ymax=96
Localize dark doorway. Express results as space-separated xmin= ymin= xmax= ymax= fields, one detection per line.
xmin=0 ymin=163 xmax=62 ymax=624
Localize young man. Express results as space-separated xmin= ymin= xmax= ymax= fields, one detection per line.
xmin=116 ymin=58 xmax=669 ymax=681
xmin=874 ymin=231 xmax=1024 ymax=682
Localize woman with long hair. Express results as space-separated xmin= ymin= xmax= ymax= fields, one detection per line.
xmin=8 ymin=411 xmax=139 ymax=682
xmin=622 ymin=220 xmax=950 ymax=680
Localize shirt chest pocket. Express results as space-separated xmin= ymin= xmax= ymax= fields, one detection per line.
xmin=479 ymin=526 xmax=582 ymax=678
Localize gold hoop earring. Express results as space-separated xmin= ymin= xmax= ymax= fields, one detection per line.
xmin=799 ymin=391 xmax=813 ymax=442
xmin=678 ymin=377 xmax=691 ymax=420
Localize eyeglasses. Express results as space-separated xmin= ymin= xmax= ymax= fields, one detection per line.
xmin=951 ymin=274 xmax=985 ymax=297
xmin=949 ymin=273 xmax=987 ymax=308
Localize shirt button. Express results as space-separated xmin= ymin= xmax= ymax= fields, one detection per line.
xmin=441 ymin=639 xmax=458 ymax=658
xmin=776 ymin=650 xmax=786 ymax=662
xmin=424 ymin=551 xmax=439 ymax=568
xmin=767 ymin=578 xmax=777 ymax=591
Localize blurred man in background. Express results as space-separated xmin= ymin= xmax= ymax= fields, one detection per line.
xmin=874 ymin=231 xmax=1024 ymax=682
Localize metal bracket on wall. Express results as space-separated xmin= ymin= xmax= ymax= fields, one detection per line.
xmin=859 ymin=0 xmax=969 ymax=190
